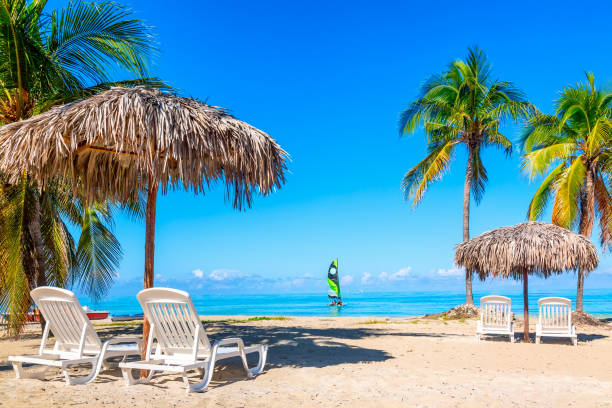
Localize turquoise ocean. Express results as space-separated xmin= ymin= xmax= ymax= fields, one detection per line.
xmin=82 ymin=289 xmax=612 ymax=318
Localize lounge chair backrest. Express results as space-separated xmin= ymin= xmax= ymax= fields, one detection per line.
xmin=137 ymin=288 xmax=211 ymax=358
xmin=538 ymin=297 xmax=572 ymax=330
xmin=31 ymin=287 xmax=101 ymax=354
xmin=480 ymin=295 xmax=512 ymax=328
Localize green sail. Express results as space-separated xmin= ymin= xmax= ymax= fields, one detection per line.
xmin=327 ymin=259 xmax=340 ymax=300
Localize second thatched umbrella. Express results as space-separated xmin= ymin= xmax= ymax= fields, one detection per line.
xmin=0 ymin=86 xmax=288 ymax=355
xmin=455 ymin=222 xmax=598 ymax=342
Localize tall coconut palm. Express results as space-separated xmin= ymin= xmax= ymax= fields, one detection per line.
xmin=522 ymin=72 xmax=612 ymax=312
xmin=399 ymin=47 xmax=534 ymax=305
xmin=0 ymin=0 xmax=160 ymax=334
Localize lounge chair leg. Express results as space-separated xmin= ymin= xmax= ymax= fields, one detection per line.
xmin=475 ymin=334 xmax=480 ymax=342
xmin=63 ymin=361 xmax=101 ymax=385
xmin=12 ymin=363 xmax=49 ymax=380
xmin=121 ymin=367 xmax=155 ymax=386
xmin=247 ymin=345 xmax=268 ymax=377
xmin=535 ymin=336 xmax=540 ymax=344
xmin=122 ymin=367 xmax=139 ymax=386
xmin=63 ymin=348 xmax=113 ymax=386
xmin=573 ymin=337 xmax=577 ymax=347
xmin=510 ymin=334 xmax=515 ymax=343
xmin=183 ymin=360 xmax=216 ymax=393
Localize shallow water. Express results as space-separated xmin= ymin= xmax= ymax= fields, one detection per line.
xmin=83 ymin=289 xmax=612 ymax=318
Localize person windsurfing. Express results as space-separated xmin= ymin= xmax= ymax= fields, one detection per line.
xmin=327 ymin=259 xmax=344 ymax=306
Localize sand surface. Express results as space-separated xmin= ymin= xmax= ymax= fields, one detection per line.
xmin=1 ymin=316 xmax=611 ymax=407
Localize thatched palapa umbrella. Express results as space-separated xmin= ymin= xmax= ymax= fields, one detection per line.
xmin=455 ymin=222 xmax=598 ymax=342
xmin=0 ymin=87 xmax=288 ymax=355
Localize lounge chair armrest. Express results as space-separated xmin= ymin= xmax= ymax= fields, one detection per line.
xmin=214 ymin=337 xmax=245 ymax=348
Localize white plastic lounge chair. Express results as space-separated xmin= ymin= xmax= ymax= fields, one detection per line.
xmin=8 ymin=287 xmax=141 ymax=385
xmin=536 ymin=297 xmax=577 ymax=346
xmin=476 ymin=295 xmax=514 ymax=342
xmin=119 ymin=288 xmax=267 ymax=393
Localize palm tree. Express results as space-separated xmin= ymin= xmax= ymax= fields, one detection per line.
xmin=399 ymin=47 xmax=534 ymax=305
xmin=522 ymin=72 xmax=612 ymax=312
xmin=0 ymin=0 xmax=160 ymax=334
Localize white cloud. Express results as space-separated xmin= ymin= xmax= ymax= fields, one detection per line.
xmin=341 ymin=275 xmax=354 ymax=285
xmin=437 ymin=268 xmax=463 ymax=277
xmin=361 ymin=272 xmax=372 ymax=284
xmin=302 ymin=273 xmax=314 ymax=278
xmin=389 ymin=267 xmax=412 ymax=280
xmin=209 ymin=269 xmax=243 ymax=281
xmin=192 ymin=269 xmax=204 ymax=279
xmin=378 ymin=272 xmax=389 ymax=280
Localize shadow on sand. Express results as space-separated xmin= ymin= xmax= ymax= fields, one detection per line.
xmin=95 ymin=323 xmax=399 ymax=368
xmin=1 ymin=321 xmax=609 ymax=389
xmin=479 ymin=331 xmax=608 ymax=344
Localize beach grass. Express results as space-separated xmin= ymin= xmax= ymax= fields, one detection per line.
xmin=247 ymin=316 xmax=291 ymax=321
xmin=359 ymin=319 xmax=391 ymax=324
xmin=93 ymin=321 xmax=142 ymax=327
xmin=358 ymin=319 xmax=423 ymax=325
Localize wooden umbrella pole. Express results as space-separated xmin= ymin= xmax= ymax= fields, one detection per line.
xmin=142 ymin=180 xmax=159 ymax=364
xmin=523 ymin=269 xmax=529 ymax=342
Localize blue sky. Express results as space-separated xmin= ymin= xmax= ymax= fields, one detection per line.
xmin=49 ymin=0 xmax=612 ymax=296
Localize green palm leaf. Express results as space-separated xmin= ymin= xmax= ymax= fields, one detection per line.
xmin=46 ymin=1 xmax=156 ymax=88
xmin=74 ymin=203 xmax=122 ymax=302
xmin=526 ymin=162 xmax=565 ymax=221
xmin=551 ymin=159 xmax=585 ymax=229
xmin=402 ymin=140 xmax=458 ymax=206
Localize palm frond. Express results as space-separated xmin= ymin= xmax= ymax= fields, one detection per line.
xmin=551 ymin=159 xmax=585 ymax=229
xmin=0 ymin=175 xmax=33 ymax=335
xmin=46 ymin=0 xmax=157 ymax=87
xmin=482 ymin=128 xmax=513 ymax=156
xmin=39 ymin=189 xmax=75 ymax=287
xmin=470 ymin=149 xmax=488 ymax=204
xmin=522 ymin=143 xmax=575 ymax=177
xmin=73 ymin=204 xmax=122 ymax=301
xmin=402 ymin=140 xmax=458 ymax=207
xmin=527 ymin=162 xmax=565 ymax=221
xmin=594 ymin=174 xmax=611 ymax=250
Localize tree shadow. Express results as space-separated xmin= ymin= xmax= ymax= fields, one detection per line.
xmin=114 ymin=323 xmax=399 ymax=368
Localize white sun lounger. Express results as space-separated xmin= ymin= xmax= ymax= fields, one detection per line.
xmin=119 ymin=288 xmax=267 ymax=393
xmin=476 ymin=295 xmax=514 ymax=342
xmin=536 ymin=297 xmax=577 ymax=346
xmin=8 ymin=287 xmax=141 ymax=385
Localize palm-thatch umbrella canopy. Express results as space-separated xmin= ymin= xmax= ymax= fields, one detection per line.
xmin=455 ymin=221 xmax=598 ymax=342
xmin=0 ymin=86 xmax=288 ymax=354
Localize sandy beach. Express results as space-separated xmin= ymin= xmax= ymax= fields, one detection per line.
xmin=1 ymin=316 xmax=611 ymax=407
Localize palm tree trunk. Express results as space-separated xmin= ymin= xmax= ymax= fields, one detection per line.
xmin=576 ymin=167 xmax=595 ymax=312
xmin=463 ymin=149 xmax=474 ymax=305
xmin=141 ymin=180 xmax=158 ymax=365
xmin=28 ymin=194 xmax=47 ymax=332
